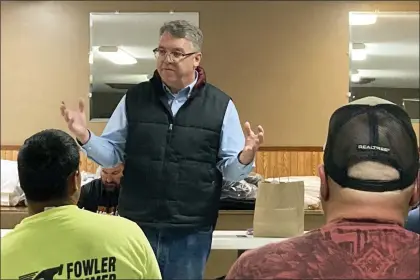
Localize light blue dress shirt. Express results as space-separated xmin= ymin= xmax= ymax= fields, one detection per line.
xmin=405 ymin=207 xmax=420 ymax=234
xmin=82 ymin=73 xmax=253 ymax=182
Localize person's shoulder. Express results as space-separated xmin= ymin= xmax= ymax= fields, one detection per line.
xmin=228 ymin=233 xmax=315 ymax=279
xmin=81 ymin=178 xmax=102 ymax=192
xmin=1 ymin=230 xmax=17 ymax=254
xmin=205 ymin=83 xmax=229 ymax=95
xmin=242 ymin=232 xmax=312 ymax=261
xmin=125 ymin=81 xmax=157 ymax=107
xmin=78 ymin=211 xmax=147 ymax=246
xmin=86 ymin=215 xmax=154 ymax=263
xmin=404 ymin=229 xmax=420 ymax=257
xmin=126 ymin=81 xmax=154 ymax=96
xmin=228 ymin=229 xmax=328 ymax=279
xmin=84 ymin=211 xmax=139 ymax=232
xmin=204 ymin=83 xmax=231 ymax=99
xmin=400 ymin=226 xmax=420 ymax=244
xmin=78 ymin=179 xmax=102 ymax=208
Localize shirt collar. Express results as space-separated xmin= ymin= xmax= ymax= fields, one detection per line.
xmin=162 ymin=70 xmax=198 ymax=98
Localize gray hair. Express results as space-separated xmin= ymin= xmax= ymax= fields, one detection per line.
xmin=159 ymin=20 xmax=203 ymax=51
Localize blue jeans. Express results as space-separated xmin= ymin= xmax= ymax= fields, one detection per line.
xmin=141 ymin=225 xmax=213 ymax=280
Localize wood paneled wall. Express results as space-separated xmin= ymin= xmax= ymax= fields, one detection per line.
xmin=255 ymin=147 xmax=323 ymax=178
xmin=1 ymin=146 xmax=101 ymax=175
xmin=1 ymin=146 xmax=323 ymax=178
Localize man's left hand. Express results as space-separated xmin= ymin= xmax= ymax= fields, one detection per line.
xmin=239 ymin=122 xmax=265 ymax=165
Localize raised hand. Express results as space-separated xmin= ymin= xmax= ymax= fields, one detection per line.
xmin=60 ymin=99 xmax=89 ymax=143
xmin=239 ymin=122 xmax=265 ymax=165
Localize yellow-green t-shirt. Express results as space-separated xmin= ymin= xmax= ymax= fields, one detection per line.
xmin=1 ymin=205 xmax=161 ymax=280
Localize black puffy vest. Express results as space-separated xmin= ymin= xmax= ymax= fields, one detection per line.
xmin=118 ymin=71 xmax=231 ymax=229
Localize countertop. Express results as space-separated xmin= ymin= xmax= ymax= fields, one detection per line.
xmin=1 ymin=207 xmax=324 ymax=215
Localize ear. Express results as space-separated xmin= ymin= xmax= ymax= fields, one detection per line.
xmin=193 ymin=52 xmax=202 ymax=67
xmin=68 ymin=170 xmax=81 ymax=195
xmin=318 ymin=164 xmax=330 ymax=202
xmin=409 ymin=172 xmax=419 ymax=207
xmin=76 ymin=169 xmax=81 ymax=188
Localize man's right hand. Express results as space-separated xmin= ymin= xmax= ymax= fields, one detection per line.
xmin=60 ymin=99 xmax=90 ymax=144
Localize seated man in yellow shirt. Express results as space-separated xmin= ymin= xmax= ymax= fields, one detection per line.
xmin=1 ymin=129 xmax=161 ymax=280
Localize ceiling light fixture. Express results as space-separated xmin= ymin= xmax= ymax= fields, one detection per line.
xmin=350 ymin=73 xmax=361 ymax=83
xmin=97 ymin=46 xmax=137 ymax=65
xmin=349 ymin=13 xmax=377 ymax=26
xmin=351 ymin=49 xmax=367 ymax=61
xmin=351 ymin=43 xmax=367 ymax=61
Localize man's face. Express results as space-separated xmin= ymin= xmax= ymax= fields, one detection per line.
xmin=156 ymin=32 xmax=201 ymax=88
xmin=101 ymin=164 xmax=124 ymax=190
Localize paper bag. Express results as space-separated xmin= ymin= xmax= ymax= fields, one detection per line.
xmin=253 ymin=180 xmax=305 ymax=237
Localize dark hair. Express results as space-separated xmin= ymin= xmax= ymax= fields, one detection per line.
xmin=17 ymin=129 xmax=80 ymax=202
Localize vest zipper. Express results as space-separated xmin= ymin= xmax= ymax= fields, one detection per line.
xmin=158 ymin=121 xmax=173 ymax=219
xmin=167 ymin=123 xmax=173 ymax=143
xmin=163 ymin=122 xmax=173 ymax=161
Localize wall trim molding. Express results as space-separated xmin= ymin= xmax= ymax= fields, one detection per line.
xmin=1 ymin=145 xmax=21 ymax=150
xmin=259 ymin=146 xmax=323 ymax=151
xmin=3 ymin=145 xmax=419 ymax=152
xmin=1 ymin=145 xmax=324 ymax=151
xmin=2 ymin=145 xmax=325 ymax=177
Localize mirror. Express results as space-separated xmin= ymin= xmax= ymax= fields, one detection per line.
xmin=348 ymin=12 xmax=419 ymax=122
xmin=89 ymin=12 xmax=200 ymax=121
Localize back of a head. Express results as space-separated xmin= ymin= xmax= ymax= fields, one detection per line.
xmin=18 ymin=129 xmax=80 ymax=202
xmin=228 ymin=97 xmax=420 ymax=280
xmin=324 ymin=96 xmax=419 ymax=197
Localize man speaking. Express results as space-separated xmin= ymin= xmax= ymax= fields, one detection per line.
xmin=61 ymin=20 xmax=264 ymax=279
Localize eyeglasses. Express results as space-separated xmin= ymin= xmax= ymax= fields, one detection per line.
xmin=153 ymin=48 xmax=197 ymax=62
